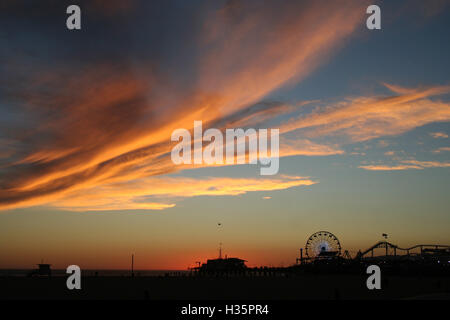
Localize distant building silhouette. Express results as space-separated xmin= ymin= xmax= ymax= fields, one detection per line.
xmin=28 ymin=264 xmax=52 ymax=277
xmin=195 ymin=257 xmax=247 ymax=274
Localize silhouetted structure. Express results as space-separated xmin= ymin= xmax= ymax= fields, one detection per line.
xmin=27 ymin=264 xmax=52 ymax=277
xmin=191 ymin=233 xmax=450 ymax=278
xmin=303 ymin=231 xmax=341 ymax=262
xmin=356 ymin=241 xmax=450 ymax=260
xmin=195 ymin=257 xmax=247 ymax=274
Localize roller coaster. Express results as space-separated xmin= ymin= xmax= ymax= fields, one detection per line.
xmin=300 ymin=231 xmax=450 ymax=263
xmin=355 ymin=241 xmax=450 ymax=260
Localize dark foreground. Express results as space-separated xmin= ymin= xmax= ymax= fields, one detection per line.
xmin=1 ymin=274 xmax=450 ymax=300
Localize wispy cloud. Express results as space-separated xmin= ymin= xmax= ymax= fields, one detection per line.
xmin=280 ymin=138 xmax=344 ymax=157
xmin=3 ymin=176 xmax=316 ymax=212
xmin=360 ymin=159 xmax=450 ymax=171
xmin=430 ymin=132 xmax=448 ymax=139
xmin=0 ymin=0 xmax=366 ymax=211
xmin=359 ymin=164 xmax=423 ymax=171
xmin=432 ymin=147 xmax=450 ymax=153
xmin=279 ymin=84 xmax=450 ymax=142
xmin=403 ymin=160 xmax=450 ymax=168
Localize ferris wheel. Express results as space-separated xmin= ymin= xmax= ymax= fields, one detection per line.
xmin=305 ymin=231 xmax=341 ymax=258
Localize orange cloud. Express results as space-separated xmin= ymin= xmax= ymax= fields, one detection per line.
xmin=402 ymin=160 xmax=450 ymax=168
xmin=358 ymin=164 xmax=423 ymax=171
xmin=432 ymin=147 xmax=450 ymax=153
xmin=197 ymin=0 xmax=369 ymax=118
xmin=279 ymin=84 xmax=450 ymax=142
xmin=0 ymin=1 xmax=367 ymax=211
xmin=36 ymin=176 xmax=315 ymax=212
xmin=359 ymin=160 xmax=450 ymax=171
xmin=430 ymin=132 xmax=448 ymax=139
xmin=280 ymin=138 xmax=344 ymax=157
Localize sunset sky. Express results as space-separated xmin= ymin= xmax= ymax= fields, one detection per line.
xmin=0 ymin=0 xmax=449 ymax=270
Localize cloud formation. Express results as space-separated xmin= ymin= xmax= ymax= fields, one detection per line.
xmin=360 ymin=160 xmax=450 ymax=171
xmin=0 ymin=0 xmax=367 ymax=211
xmin=279 ymin=84 xmax=450 ymax=142
xmin=430 ymin=132 xmax=448 ymax=139
xmin=11 ymin=176 xmax=316 ymax=212
xmin=433 ymin=147 xmax=450 ymax=153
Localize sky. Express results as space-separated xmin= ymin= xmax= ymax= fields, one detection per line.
xmin=0 ymin=0 xmax=449 ymax=270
